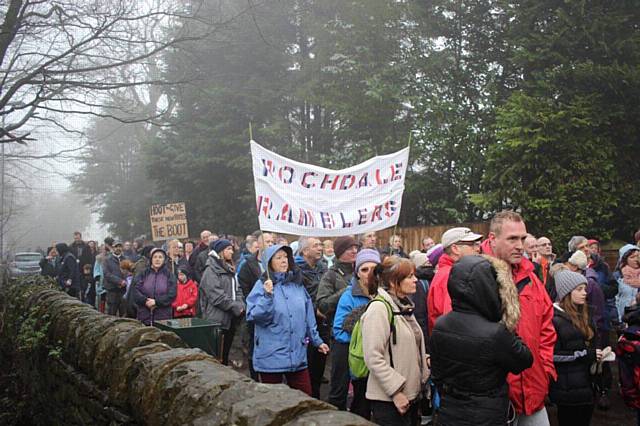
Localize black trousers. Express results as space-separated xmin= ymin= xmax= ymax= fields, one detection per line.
xmin=557 ymin=404 xmax=593 ymax=426
xmin=106 ymin=291 xmax=126 ymax=317
xmin=328 ymin=341 xmax=350 ymax=410
xmin=351 ymin=378 xmax=371 ymax=419
xmin=370 ymin=399 xmax=419 ymax=426
xmin=247 ymin=321 xmax=258 ymax=380
xmin=308 ymin=319 xmax=330 ymax=398
xmin=221 ymin=319 xmax=237 ymax=366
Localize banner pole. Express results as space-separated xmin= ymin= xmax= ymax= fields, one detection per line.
xmin=391 ymin=131 xmax=412 ymax=251
xmin=249 ymin=126 xmax=271 ymax=282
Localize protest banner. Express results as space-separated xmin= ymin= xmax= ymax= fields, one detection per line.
xmin=149 ymin=202 xmax=189 ymax=241
xmin=250 ymin=141 xmax=409 ymax=236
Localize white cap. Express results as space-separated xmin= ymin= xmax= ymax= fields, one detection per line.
xmin=441 ymin=227 xmax=483 ymax=249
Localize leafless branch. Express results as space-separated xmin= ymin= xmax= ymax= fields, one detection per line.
xmin=0 ymin=0 xmax=264 ymax=147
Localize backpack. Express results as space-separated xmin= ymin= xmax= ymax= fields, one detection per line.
xmin=348 ymin=296 xmax=396 ymax=379
xmin=616 ymin=326 xmax=640 ymax=409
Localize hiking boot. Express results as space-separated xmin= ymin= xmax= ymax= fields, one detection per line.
xmin=597 ymin=392 xmax=611 ymax=410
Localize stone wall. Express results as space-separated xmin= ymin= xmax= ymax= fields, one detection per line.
xmin=0 ymin=276 xmax=372 ymax=425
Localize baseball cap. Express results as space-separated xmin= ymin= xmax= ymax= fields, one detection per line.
xmin=441 ymin=227 xmax=483 ymax=249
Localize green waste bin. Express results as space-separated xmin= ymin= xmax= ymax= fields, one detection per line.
xmin=155 ymin=318 xmax=224 ymax=360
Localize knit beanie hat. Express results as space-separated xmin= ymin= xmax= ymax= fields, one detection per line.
xmin=555 ymin=270 xmax=587 ymax=302
xmin=334 ymin=236 xmax=358 ymax=260
xmin=212 ymin=238 xmax=232 ymax=254
xmin=427 ymin=244 xmax=444 ymax=265
xmin=355 ymin=249 xmax=381 ymax=272
xmin=568 ymin=250 xmax=588 ymax=270
xmin=409 ymin=250 xmax=429 ymax=268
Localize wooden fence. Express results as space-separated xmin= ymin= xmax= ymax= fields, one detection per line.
xmin=280 ymin=224 xmax=623 ymax=271
xmin=280 ymin=222 xmax=491 ymax=253
xmin=375 ymin=222 xmax=491 ymax=253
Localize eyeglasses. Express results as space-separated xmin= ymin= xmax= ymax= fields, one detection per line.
xmin=456 ymin=241 xmax=481 ymax=247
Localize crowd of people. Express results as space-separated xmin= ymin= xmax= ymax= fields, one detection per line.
xmin=37 ymin=216 xmax=640 ymax=426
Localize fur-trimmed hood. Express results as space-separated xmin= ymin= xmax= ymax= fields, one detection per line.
xmin=448 ymin=255 xmax=521 ymax=331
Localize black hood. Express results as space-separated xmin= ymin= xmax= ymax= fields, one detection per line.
xmin=56 ymin=243 xmax=69 ymax=256
xmin=448 ymin=255 xmax=502 ymax=322
xmin=416 ymin=265 xmax=435 ymax=281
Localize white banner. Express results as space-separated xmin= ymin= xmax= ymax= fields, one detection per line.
xmin=250 ymin=141 xmax=409 ymax=237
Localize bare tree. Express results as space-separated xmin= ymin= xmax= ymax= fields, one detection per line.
xmin=0 ymin=0 xmax=230 ymax=146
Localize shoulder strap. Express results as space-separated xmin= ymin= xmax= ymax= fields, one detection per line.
xmin=368 ymin=296 xmax=396 ymax=367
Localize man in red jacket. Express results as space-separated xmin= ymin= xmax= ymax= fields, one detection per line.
xmin=482 ymin=211 xmax=557 ymax=425
xmin=427 ymin=227 xmax=482 ymax=334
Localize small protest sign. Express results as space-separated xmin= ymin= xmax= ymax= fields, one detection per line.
xmin=149 ymin=202 xmax=189 ymax=241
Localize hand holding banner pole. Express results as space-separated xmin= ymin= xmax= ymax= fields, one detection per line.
xmin=249 ymin=122 xmax=271 ymax=283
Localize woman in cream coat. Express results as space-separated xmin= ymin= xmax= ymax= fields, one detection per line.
xmin=361 ymin=255 xmax=430 ymax=426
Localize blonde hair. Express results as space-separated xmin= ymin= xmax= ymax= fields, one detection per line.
xmin=490 ymin=210 xmax=523 ymax=236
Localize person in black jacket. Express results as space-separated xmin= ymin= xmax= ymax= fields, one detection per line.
xmin=103 ymin=241 xmax=127 ymax=316
xmin=430 ymin=255 xmax=533 ymax=426
xmin=295 ymin=236 xmax=328 ymax=399
xmin=55 ymin=242 xmax=82 ymax=298
xmin=409 ymin=250 xmax=432 ymax=340
xmin=39 ymin=246 xmax=59 ymax=278
xmin=550 ymin=270 xmax=603 ymax=426
xmin=70 ymin=231 xmax=95 ymax=271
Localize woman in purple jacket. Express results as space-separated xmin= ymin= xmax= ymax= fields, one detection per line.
xmin=133 ymin=248 xmax=177 ymax=325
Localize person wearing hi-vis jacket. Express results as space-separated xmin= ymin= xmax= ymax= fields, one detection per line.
xmin=246 ymin=244 xmax=330 ymax=396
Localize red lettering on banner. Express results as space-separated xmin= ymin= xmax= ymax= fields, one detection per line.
xmin=279 ymin=204 xmax=293 ymax=222
xmin=301 ymin=172 xmax=317 ymax=188
xmin=340 ymin=213 xmax=353 ymax=228
xmin=339 ymin=175 xmax=355 ymax=190
xmin=306 ymin=210 xmax=316 ymax=227
xmin=320 ymin=212 xmax=335 ymax=229
xmin=320 ymin=174 xmax=340 ymax=190
xmin=375 ymin=169 xmax=389 ymax=185
xmin=261 ymin=159 xmax=275 ymax=177
xmin=357 ymin=173 xmax=369 ymax=188
xmin=391 ymin=162 xmax=403 ymax=181
xmin=370 ymin=205 xmax=383 ymax=222
xmin=358 ymin=208 xmax=368 ymax=225
xmin=278 ymin=166 xmax=294 ymax=184
xmin=385 ymin=199 xmax=398 ymax=217
xmin=257 ymin=195 xmax=273 ymax=218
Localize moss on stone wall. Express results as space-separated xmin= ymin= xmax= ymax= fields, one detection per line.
xmin=0 ymin=275 xmax=373 ymax=425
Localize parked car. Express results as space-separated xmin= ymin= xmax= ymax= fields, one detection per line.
xmin=9 ymin=252 xmax=43 ymax=277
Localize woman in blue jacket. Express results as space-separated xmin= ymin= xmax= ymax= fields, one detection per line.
xmin=247 ymin=244 xmax=330 ymax=396
xmin=333 ymin=248 xmax=381 ymax=419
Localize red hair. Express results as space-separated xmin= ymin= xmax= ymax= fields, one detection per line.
xmin=368 ymin=256 xmax=415 ymax=295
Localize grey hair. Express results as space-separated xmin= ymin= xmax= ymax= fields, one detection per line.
xmin=567 ymin=236 xmax=587 ymax=252
xmin=244 ymin=236 xmax=257 ymax=250
xmin=298 ymin=236 xmax=318 ymax=254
